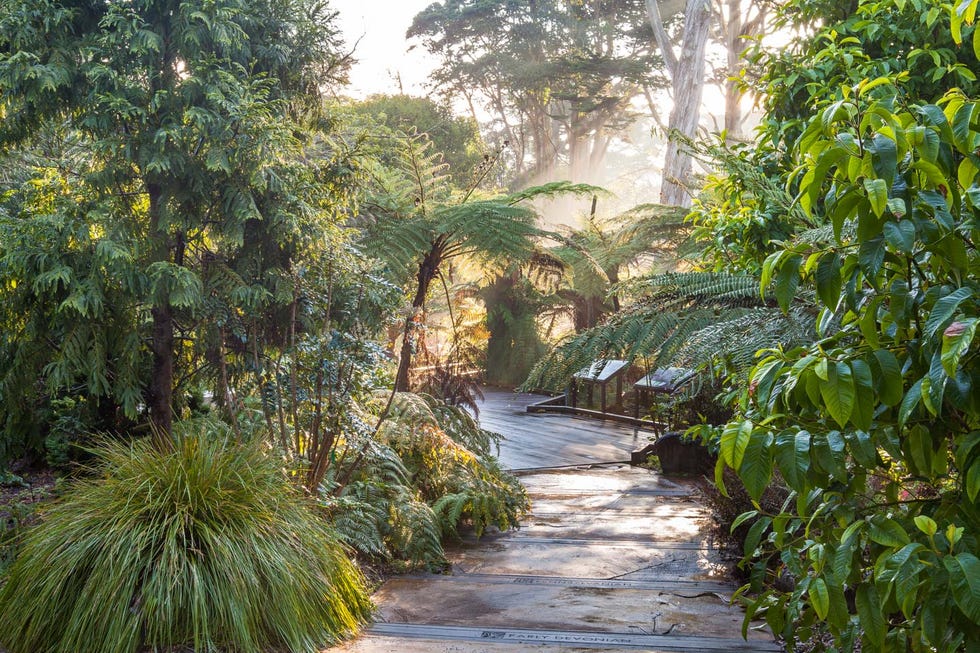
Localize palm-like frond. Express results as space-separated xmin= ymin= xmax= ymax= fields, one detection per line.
xmin=436 ymin=200 xmax=539 ymax=264
xmin=523 ymin=271 xmax=815 ymax=392
xmin=504 ymin=181 xmax=605 ymax=205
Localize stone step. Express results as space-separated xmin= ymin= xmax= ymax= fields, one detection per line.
xmin=367 ymin=623 xmax=782 ymax=652
xmin=397 ymin=572 xmax=736 ymax=595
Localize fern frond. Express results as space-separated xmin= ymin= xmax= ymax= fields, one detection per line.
xmin=523 ymin=270 xmax=815 ymax=391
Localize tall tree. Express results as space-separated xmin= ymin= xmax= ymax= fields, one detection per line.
xmin=350 ymin=94 xmax=485 ymax=186
xmin=0 ymin=0 xmax=350 ymax=441
xmin=410 ymin=0 xmax=662 ymax=184
xmin=646 ymin=0 xmax=712 ymax=206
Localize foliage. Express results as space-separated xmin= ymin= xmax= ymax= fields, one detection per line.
xmin=712 ymin=6 xmax=980 ymax=649
xmin=524 ymin=271 xmax=814 ymax=394
xmin=320 ymin=434 xmax=447 ymax=570
xmin=0 ymin=420 xmax=371 ymax=653
xmin=750 ymin=0 xmax=980 ymax=156
xmin=0 ymin=0 xmax=354 ymax=442
xmin=351 ymin=94 xmax=485 ymax=186
xmin=483 ymin=265 xmax=554 ymax=387
xmin=314 ymin=389 xmax=520 ymax=568
xmin=378 ymin=393 xmax=527 ymax=538
xmin=357 ymin=127 xmax=597 ymax=391
xmin=688 ymin=136 xmax=810 ymax=274
xmin=548 ymin=203 xmax=691 ymax=330
xmin=408 ymin=0 xmax=661 ymax=181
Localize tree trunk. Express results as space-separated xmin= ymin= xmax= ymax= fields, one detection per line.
xmin=723 ymin=0 xmax=744 ymax=138
xmin=647 ymin=0 xmax=712 ymax=208
xmin=394 ymin=247 xmax=441 ymax=391
xmin=147 ymin=184 xmax=174 ymax=444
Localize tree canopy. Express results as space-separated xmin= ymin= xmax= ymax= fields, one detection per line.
xmin=0 ymin=0 xmax=353 ymax=445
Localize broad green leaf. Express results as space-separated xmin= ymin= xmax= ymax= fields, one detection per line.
xmin=913 ymin=515 xmax=937 ymax=537
xmin=850 ymin=359 xmax=875 ymax=430
xmin=942 ymin=317 xmax=978 ymax=376
xmin=731 ymin=510 xmax=758 ymax=533
xmin=882 ymin=220 xmax=915 ymax=254
xmin=899 ymin=379 xmax=923 ymax=428
xmin=744 ymin=516 xmax=772 ymax=558
xmin=955 ymin=430 xmax=980 ymax=472
xmin=958 ymin=156 xmax=979 ymax=189
xmin=840 ymin=519 xmax=866 ymax=546
xmin=720 ymin=419 xmax=753 ymax=469
xmin=968 ymin=461 xmax=980 ymax=502
xmin=907 ymin=425 xmax=934 ymax=477
xmin=859 ymin=76 xmax=893 ymax=97
xmin=845 ymin=430 xmax=878 ymax=468
xmin=864 ymin=178 xmax=888 ymax=217
xmin=925 ymin=287 xmax=973 ymax=339
xmin=820 ymin=362 xmax=855 ymax=428
xmin=775 ymin=430 xmax=811 ymax=491
xmin=975 ymin=19 xmax=980 ymax=60
xmin=738 ymin=430 xmax=774 ymax=501
xmin=870 ymin=133 xmax=898 ymax=185
xmin=815 ymin=252 xmax=842 ymax=308
xmin=875 ymin=543 xmax=925 ymax=619
xmin=951 ymin=101 xmax=980 ymax=154
xmin=944 ymin=552 xmax=980 ymax=622
xmin=859 ymin=236 xmax=886 ymax=280
xmin=869 ymin=516 xmax=911 ymax=547
xmin=714 ymin=456 xmax=729 ymax=497
xmin=809 ymin=577 xmax=830 ymax=620
xmin=775 ymin=253 xmax=802 ymax=312
xmin=860 ymin=298 xmax=881 ymax=348
xmin=872 ymin=349 xmax=904 ymax=406
xmin=856 ymin=583 xmax=887 ymax=647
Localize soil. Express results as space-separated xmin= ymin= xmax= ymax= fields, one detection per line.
xmin=1 ymin=468 xmax=59 ymax=525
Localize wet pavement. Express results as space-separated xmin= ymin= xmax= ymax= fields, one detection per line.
xmin=330 ymin=391 xmax=781 ymax=653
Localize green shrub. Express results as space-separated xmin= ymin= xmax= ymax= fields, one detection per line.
xmin=380 ymin=393 xmax=529 ymax=538
xmin=0 ymin=419 xmax=372 ymax=653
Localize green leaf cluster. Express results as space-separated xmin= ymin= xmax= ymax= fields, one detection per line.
xmin=717 ymin=2 xmax=980 ymax=649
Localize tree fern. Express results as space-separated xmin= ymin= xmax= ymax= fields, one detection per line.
xmin=524 ymin=271 xmax=816 ymax=392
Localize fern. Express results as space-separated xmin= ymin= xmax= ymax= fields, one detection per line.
xmin=524 ymin=271 xmax=816 ymax=392
xmin=377 ymin=392 xmax=529 ymax=539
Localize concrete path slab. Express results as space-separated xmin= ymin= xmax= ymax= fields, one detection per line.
xmin=328 ymin=391 xmax=781 ymax=653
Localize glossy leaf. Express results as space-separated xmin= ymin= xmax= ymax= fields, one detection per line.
xmin=944 ymin=553 xmax=980 ymax=622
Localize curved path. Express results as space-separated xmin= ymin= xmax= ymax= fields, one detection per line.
xmin=332 ymin=389 xmax=781 ymax=652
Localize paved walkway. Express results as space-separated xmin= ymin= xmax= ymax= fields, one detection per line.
xmin=332 ymin=389 xmax=781 ymax=652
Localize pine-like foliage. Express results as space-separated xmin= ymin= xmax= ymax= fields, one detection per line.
xmin=0 ymin=419 xmax=371 ymax=653
xmin=524 ymin=271 xmax=815 ymax=392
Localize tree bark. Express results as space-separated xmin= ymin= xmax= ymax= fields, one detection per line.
xmin=394 ymin=246 xmax=442 ymax=391
xmin=647 ymin=0 xmax=712 ymax=207
xmin=147 ymin=183 xmax=174 ymax=444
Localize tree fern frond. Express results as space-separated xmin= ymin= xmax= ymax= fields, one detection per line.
xmin=523 ymin=270 xmax=814 ymax=392
xmin=504 ymin=181 xmax=605 ymax=205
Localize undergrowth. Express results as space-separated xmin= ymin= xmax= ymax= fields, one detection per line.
xmin=0 ymin=419 xmax=371 ymax=653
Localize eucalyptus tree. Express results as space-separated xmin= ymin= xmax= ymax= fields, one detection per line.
xmin=0 ymin=0 xmax=351 ymax=443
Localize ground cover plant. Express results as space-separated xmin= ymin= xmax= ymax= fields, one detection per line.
xmin=0 ymin=420 xmax=372 ymax=653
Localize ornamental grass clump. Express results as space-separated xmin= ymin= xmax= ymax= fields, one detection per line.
xmin=0 ymin=419 xmax=372 ymax=653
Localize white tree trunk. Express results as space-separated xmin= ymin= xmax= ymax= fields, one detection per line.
xmin=646 ymin=0 xmax=712 ymax=207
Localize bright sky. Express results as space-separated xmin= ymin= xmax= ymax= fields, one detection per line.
xmin=331 ymin=0 xmax=439 ymax=97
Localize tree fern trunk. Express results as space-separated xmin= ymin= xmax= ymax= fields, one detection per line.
xmin=395 ymin=248 xmax=441 ymax=391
